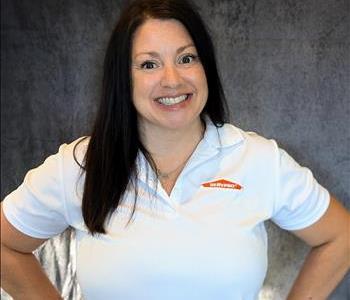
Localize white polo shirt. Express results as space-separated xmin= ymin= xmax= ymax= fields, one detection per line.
xmin=3 ymin=120 xmax=330 ymax=300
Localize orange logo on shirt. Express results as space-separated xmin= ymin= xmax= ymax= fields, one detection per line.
xmin=202 ymin=179 xmax=242 ymax=190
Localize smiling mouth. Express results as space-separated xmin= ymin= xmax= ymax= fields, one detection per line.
xmin=155 ymin=94 xmax=191 ymax=106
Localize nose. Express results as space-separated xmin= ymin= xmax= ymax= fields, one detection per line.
xmin=160 ymin=64 xmax=184 ymax=89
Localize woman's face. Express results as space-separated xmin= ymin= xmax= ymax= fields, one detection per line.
xmin=131 ymin=18 xmax=208 ymax=132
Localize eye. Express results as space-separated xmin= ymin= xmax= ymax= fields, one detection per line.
xmin=179 ymin=54 xmax=198 ymax=64
xmin=140 ymin=61 xmax=158 ymax=69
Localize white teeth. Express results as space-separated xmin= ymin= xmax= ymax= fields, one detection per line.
xmin=156 ymin=94 xmax=188 ymax=106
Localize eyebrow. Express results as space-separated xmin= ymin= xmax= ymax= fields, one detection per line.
xmin=134 ymin=43 xmax=196 ymax=59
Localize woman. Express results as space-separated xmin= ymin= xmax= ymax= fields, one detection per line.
xmin=1 ymin=0 xmax=349 ymax=299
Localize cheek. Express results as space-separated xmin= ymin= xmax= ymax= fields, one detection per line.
xmin=198 ymin=66 xmax=208 ymax=89
xmin=200 ymin=73 xmax=208 ymax=93
xmin=133 ymin=74 xmax=157 ymax=99
xmin=187 ymin=67 xmax=208 ymax=90
xmin=131 ymin=75 xmax=144 ymax=110
xmin=194 ymin=70 xmax=208 ymax=99
xmin=132 ymin=73 xmax=143 ymax=96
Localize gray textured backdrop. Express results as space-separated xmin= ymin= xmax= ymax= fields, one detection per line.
xmin=1 ymin=0 xmax=349 ymax=299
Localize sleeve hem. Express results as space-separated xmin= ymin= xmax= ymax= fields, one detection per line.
xmin=276 ymin=190 xmax=330 ymax=231
xmin=2 ymin=199 xmax=66 ymax=239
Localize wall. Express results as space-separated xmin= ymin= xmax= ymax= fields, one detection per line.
xmin=1 ymin=0 xmax=349 ymax=299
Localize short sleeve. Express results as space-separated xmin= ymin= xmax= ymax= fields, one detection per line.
xmin=2 ymin=143 xmax=70 ymax=239
xmin=271 ymin=148 xmax=330 ymax=231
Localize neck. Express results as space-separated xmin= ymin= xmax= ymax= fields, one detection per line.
xmin=139 ymin=119 xmax=204 ymax=159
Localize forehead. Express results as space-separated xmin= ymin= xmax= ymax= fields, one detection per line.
xmin=132 ymin=18 xmax=194 ymax=54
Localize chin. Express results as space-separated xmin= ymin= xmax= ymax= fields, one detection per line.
xmin=161 ymin=116 xmax=202 ymax=130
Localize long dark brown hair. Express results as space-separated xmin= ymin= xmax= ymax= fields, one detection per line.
xmin=74 ymin=0 xmax=229 ymax=235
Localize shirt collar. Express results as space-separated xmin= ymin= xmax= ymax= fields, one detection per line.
xmin=203 ymin=116 xmax=244 ymax=149
xmin=136 ymin=117 xmax=245 ymax=184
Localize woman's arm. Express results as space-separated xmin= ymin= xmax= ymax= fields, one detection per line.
xmin=0 ymin=204 xmax=62 ymax=300
xmin=287 ymin=196 xmax=350 ymax=300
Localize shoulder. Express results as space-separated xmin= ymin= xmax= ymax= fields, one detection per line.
xmin=58 ymin=136 xmax=90 ymax=167
xmin=217 ymin=123 xmax=279 ymax=156
xmin=58 ymin=137 xmax=90 ymax=224
xmin=52 ymin=136 xmax=90 ymax=194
